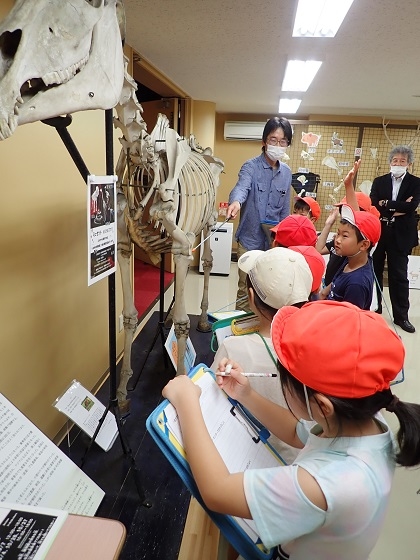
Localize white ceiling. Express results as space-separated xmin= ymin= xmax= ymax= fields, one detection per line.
xmin=123 ymin=0 xmax=420 ymax=119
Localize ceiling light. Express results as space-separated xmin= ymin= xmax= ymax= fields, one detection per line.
xmin=293 ymin=0 xmax=354 ymax=38
xmin=281 ymin=60 xmax=322 ymax=92
xmin=278 ymin=98 xmax=302 ymax=114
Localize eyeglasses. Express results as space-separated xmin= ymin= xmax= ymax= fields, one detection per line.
xmin=267 ymin=137 xmax=289 ymax=147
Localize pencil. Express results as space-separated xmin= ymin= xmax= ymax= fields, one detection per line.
xmin=218 ymin=365 xmax=277 ymax=377
xmin=218 ymin=372 xmax=278 ymax=377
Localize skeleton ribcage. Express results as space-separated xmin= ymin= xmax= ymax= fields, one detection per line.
xmin=123 ymin=149 xmax=217 ymax=256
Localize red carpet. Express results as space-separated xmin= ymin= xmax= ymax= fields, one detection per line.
xmin=134 ymin=259 xmax=174 ymax=319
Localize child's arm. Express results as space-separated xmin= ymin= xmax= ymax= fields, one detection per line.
xmin=343 ymin=159 xmax=361 ymax=211
xmin=214 ymin=361 xmax=303 ymax=448
xmin=319 ymin=283 xmax=332 ymax=300
xmin=162 ymin=375 xmax=251 ymax=517
xmin=315 ymin=208 xmax=339 ymax=254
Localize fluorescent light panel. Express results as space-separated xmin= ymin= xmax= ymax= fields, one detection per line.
xmin=282 ymin=60 xmax=322 ymax=92
xmin=293 ymin=0 xmax=354 ymax=38
xmin=278 ymin=98 xmax=302 ymax=114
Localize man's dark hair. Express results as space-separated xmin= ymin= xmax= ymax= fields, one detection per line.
xmin=262 ymin=117 xmax=293 ymax=146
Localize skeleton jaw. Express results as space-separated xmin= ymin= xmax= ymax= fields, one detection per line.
xmin=0 ymin=51 xmax=91 ymax=140
xmin=0 ymin=0 xmax=124 ymax=140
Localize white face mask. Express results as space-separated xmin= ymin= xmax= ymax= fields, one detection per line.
xmin=390 ymin=165 xmax=407 ymax=177
xmin=265 ymin=144 xmax=287 ymax=161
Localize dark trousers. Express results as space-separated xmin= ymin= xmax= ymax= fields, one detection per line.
xmin=372 ymin=225 xmax=410 ymax=322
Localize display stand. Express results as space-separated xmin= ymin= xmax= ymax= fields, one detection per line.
xmin=42 ymin=111 xmax=150 ymax=507
xmin=128 ymin=243 xmax=175 ymax=392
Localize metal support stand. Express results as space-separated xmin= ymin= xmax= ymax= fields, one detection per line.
xmin=42 ymin=112 xmax=150 ymax=507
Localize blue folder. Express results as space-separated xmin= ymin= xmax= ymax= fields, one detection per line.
xmin=146 ymin=363 xmax=285 ymax=560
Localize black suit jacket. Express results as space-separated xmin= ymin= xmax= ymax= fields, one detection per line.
xmin=370 ymin=171 xmax=420 ymax=253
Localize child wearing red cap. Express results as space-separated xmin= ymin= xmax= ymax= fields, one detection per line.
xmin=271 ymin=214 xmax=318 ymax=248
xmin=315 ymin=159 xmax=378 ymax=287
xmin=320 ymin=204 xmax=381 ymax=309
xmin=162 ymin=301 xmax=420 ymax=559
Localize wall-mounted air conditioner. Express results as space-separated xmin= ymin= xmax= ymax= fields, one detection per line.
xmin=223 ymin=121 xmax=266 ymax=141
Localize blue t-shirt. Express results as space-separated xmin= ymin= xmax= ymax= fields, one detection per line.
xmin=229 ymin=153 xmax=291 ymax=251
xmin=328 ymin=258 xmax=374 ymax=310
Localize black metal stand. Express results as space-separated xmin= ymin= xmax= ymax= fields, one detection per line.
xmin=42 ymin=112 xmax=150 ymax=507
xmin=128 ymin=244 xmax=175 ymax=392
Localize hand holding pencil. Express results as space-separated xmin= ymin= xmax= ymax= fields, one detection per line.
xmin=215 ymin=359 xmax=253 ymax=402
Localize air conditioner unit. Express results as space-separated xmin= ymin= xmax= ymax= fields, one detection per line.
xmin=224 ymin=121 xmax=266 ymax=141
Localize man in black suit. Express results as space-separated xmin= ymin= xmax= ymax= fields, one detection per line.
xmin=370 ymin=145 xmax=420 ymax=333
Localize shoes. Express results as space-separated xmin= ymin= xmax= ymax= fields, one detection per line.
xmin=394 ymin=319 xmax=416 ymax=333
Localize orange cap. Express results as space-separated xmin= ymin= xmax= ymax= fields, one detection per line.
xmin=335 ymin=192 xmax=380 ymax=218
xmin=294 ymin=196 xmax=321 ymax=221
xmin=271 ymin=301 xmax=405 ymax=398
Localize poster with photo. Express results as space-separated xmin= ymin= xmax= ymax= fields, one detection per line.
xmin=87 ymin=175 xmax=117 ymax=286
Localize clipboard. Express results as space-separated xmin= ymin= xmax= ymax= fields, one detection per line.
xmin=146 ymin=363 xmax=286 ymax=560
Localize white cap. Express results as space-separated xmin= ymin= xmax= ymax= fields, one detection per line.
xmin=238 ymin=247 xmax=312 ymax=309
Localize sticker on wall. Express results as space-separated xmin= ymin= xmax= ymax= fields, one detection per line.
xmin=322 ymin=156 xmax=343 ymax=176
xmin=331 ymin=132 xmax=344 ymax=147
xmin=301 ymin=131 xmax=321 ymax=148
xmin=338 ymin=161 xmax=350 ymax=167
xmin=219 ymin=202 xmax=228 ymax=216
xmin=354 ymin=147 xmax=362 ymax=157
xmin=323 ymin=181 xmax=335 ymax=187
xmin=301 ymin=150 xmax=314 ymax=161
xmin=298 ymin=167 xmax=309 ymax=174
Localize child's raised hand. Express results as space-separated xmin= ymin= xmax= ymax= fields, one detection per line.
xmin=215 ymin=359 xmax=251 ymax=401
xmin=343 ymin=159 xmax=361 ymax=189
xmin=162 ymin=375 xmax=201 ymax=407
xmin=325 ymin=206 xmax=339 ymax=226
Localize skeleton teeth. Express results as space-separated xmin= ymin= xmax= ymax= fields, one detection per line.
xmin=41 ymin=53 xmax=89 ymax=87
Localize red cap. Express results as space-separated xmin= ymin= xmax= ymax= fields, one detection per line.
xmin=289 ymin=246 xmax=326 ymax=292
xmin=335 ymin=192 xmax=380 ymax=218
xmin=271 ymin=301 xmax=405 ymax=398
xmin=294 ymin=196 xmax=321 ymax=221
xmin=271 ymin=215 xmax=317 ymax=247
xmin=341 ymin=204 xmax=381 ymax=245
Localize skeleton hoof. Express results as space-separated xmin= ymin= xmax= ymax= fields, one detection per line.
xmin=196 ymin=320 xmax=211 ymax=333
xmin=118 ymin=399 xmax=131 ymax=417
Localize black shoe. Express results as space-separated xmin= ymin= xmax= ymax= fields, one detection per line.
xmin=394 ymin=319 xmax=416 ymax=333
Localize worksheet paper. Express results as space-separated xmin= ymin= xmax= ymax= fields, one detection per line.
xmin=163 ymin=370 xmax=282 ymax=540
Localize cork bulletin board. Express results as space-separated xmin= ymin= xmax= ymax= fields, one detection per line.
xmin=285 ymin=121 xmax=420 ymax=256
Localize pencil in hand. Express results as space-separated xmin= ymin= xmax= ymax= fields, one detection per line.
xmin=218 ymin=364 xmax=277 ymax=377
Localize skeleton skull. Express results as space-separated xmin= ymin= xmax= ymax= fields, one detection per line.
xmin=0 ymin=0 xmax=125 ymax=140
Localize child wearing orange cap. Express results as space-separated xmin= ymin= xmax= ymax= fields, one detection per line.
xmin=320 ymin=204 xmax=381 ymax=309
xmin=293 ymin=196 xmax=321 ymax=223
xmin=162 ymin=300 xmax=420 ymax=559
